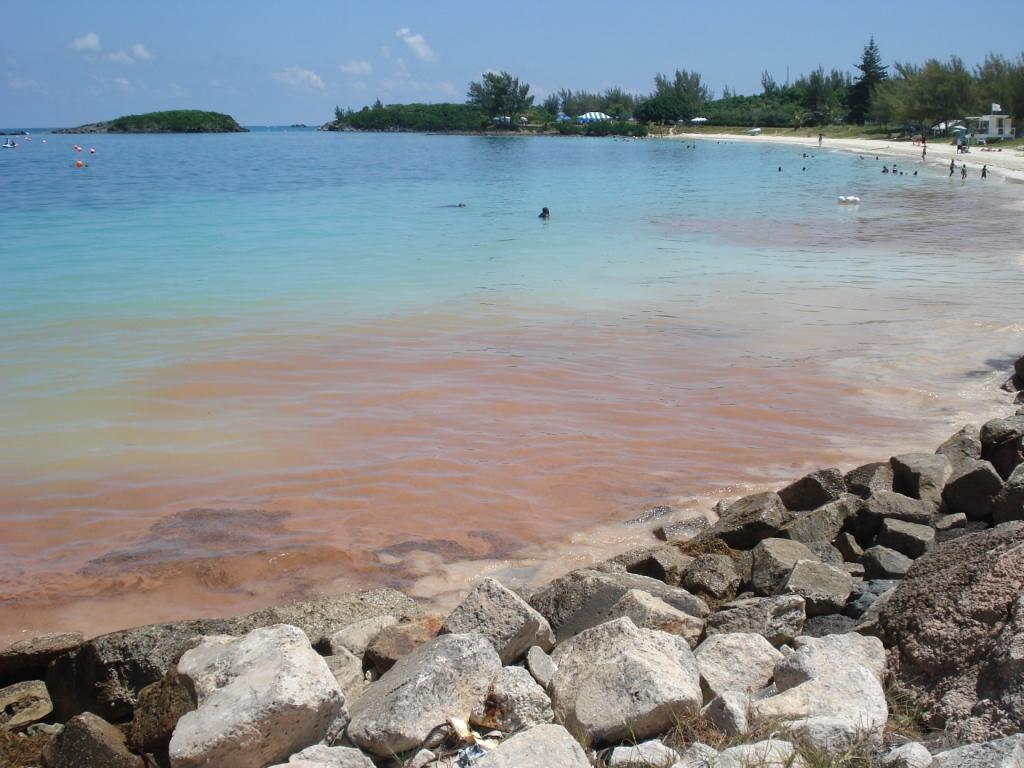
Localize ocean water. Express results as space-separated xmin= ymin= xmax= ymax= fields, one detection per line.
xmin=1 ymin=129 xmax=1022 ymax=641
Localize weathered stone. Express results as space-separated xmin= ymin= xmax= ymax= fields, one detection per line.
xmin=127 ymin=669 xmax=194 ymax=755
xmin=880 ymin=523 xmax=1024 ymax=741
xmin=678 ymin=742 xmax=723 ymax=768
xmin=778 ymin=468 xmax=846 ymax=512
xmin=782 ymin=560 xmax=852 ymax=617
xmin=891 ymin=453 xmax=953 ymax=509
xmin=931 ymin=734 xmax=1024 ymax=768
xmin=863 ymin=546 xmax=914 ymax=579
xmin=441 ymin=578 xmax=554 ymax=665
xmin=694 ymin=633 xmax=782 ymax=701
xmin=268 ymin=744 xmax=376 ymax=768
xmin=473 ymin=723 xmax=590 ymax=768
xmin=470 ymin=666 xmax=552 ymax=733
xmin=781 ymin=495 xmax=859 ymax=545
xmin=749 ymin=538 xmax=818 ymax=596
xmin=406 ymin=749 xmax=436 ymax=768
xmin=943 ymin=460 xmax=1004 ymax=521
xmin=805 ymin=542 xmax=844 ymax=566
xmin=653 ymin=516 xmax=709 ymax=543
xmin=48 ymin=588 xmax=417 ymax=722
xmin=324 ymin=647 xmax=367 ymax=703
xmin=0 ymin=680 xmax=52 ymax=731
xmin=843 ymin=580 xmax=898 ymax=620
xmin=526 ymin=645 xmax=556 ymax=688
xmin=980 ymin=417 xmax=1024 ymax=480
xmin=607 ymin=589 xmax=705 ymax=648
xmin=607 ymin=740 xmax=680 ymax=767
xmin=934 ymin=512 xmax=967 ymax=531
xmin=168 ymin=625 xmax=345 ymax=768
xmin=701 ymin=691 xmax=749 ymax=737
xmin=878 ymin=518 xmax=936 ymax=559
xmin=548 ymin=618 xmax=701 ymax=746
xmin=936 ymin=424 xmax=983 ymax=473
xmin=0 ymin=632 xmax=84 ymax=688
xmin=347 ymin=634 xmax=501 ymax=757
xmin=842 ymin=562 xmax=865 ymax=578
xmin=40 ymin=712 xmax=143 ymax=768
xmin=699 ymin=492 xmax=790 ymax=549
xmin=365 ymin=615 xmax=442 ymax=673
xmin=992 ymin=464 xmax=1024 ymax=525
xmin=802 ymin=614 xmax=857 ymax=637
xmin=528 ymin=569 xmax=708 ymax=642
xmin=705 ymin=594 xmax=806 ymax=646
xmin=844 ymin=462 xmax=894 ymax=499
xmin=326 ymin=615 xmax=397 ymax=658
xmin=835 ymin=532 xmax=864 ymax=563
xmin=719 ymin=739 xmax=806 ymax=768
xmin=625 ymin=505 xmax=676 ymax=525
xmin=623 ymin=545 xmax=695 ymax=586
xmin=845 ymin=491 xmax=932 ymax=546
xmin=881 ymin=742 xmax=933 ymax=768
xmin=682 ymin=554 xmax=741 ymax=601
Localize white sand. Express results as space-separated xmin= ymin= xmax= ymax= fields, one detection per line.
xmin=671 ymin=131 xmax=1024 ymax=183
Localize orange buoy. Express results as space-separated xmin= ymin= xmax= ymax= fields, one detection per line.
xmin=75 ymin=159 xmax=84 ymax=168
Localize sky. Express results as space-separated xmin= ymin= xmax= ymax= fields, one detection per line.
xmin=3 ymin=0 xmax=1023 ymax=127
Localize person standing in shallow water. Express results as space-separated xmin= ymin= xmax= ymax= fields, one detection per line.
xmin=982 ymin=165 xmax=988 ymax=179
xmin=538 ymin=207 xmax=550 ymax=219
xmin=949 ymin=159 xmax=956 ymax=176
xmin=961 ymin=164 xmax=968 ymax=180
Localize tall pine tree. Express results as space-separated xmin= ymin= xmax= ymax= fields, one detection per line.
xmin=848 ymin=36 xmax=888 ymax=124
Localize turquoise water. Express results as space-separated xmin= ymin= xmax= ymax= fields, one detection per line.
xmin=1 ymin=129 xmax=1022 ymax=638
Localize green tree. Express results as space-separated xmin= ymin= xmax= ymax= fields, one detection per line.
xmin=466 ymin=71 xmax=534 ymax=118
xmin=848 ymin=36 xmax=888 ymax=124
xmin=636 ymin=69 xmax=711 ymax=123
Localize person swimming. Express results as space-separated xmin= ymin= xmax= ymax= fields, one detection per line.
xmin=538 ymin=207 xmax=550 ymax=219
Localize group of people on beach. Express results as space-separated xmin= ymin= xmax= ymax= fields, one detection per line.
xmin=948 ymin=157 xmax=989 ymax=180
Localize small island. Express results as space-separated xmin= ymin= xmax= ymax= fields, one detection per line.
xmin=54 ymin=110 xmax=247 ymax=134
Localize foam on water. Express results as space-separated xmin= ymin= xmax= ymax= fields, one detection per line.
xmin=0 ymin=131 xmax=1021 ymax=641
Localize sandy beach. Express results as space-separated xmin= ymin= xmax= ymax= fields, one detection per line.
xmin=674 ymin=130 xmax=1024 ymax=182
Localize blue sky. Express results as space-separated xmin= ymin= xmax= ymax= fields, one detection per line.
xmin=3 ymin=0 xmax=1022 ymax=126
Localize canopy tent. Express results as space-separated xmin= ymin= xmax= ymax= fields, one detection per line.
xmin=577 ymin=111 xmax=611 ymax=123
xmin=690 ymin=117 xmax=708 ymax=123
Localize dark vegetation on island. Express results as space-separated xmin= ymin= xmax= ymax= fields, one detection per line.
xmin=54 ymin=110 xmax=247 ymax=134
xmin=324 ymin=38 xmax=1024 ymax=137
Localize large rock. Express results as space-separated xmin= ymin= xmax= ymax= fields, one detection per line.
xmin=705 ymin=594 xmax=806 ymax=646
xmin=48 ymin=589 xmax=417 ymax=722
xmin=268 ymin=745 xmax=375 ymax=768
xmin=0 ymin=632 xmax=83 ymax=688
xmin=364 ymin=615 xmax=442 ymax=673
xmin=528 ymin=569 xmax=708 ymax=642
xmin=891 ymin=453 xmax=953 ymax=509
xmin=470 ymin=666 xmax=553 ymax=733
xmin=526 ymin=645 xmax=557 ymax=688
xmin=324 ymin=648 xmax=367 ymax=704
xmin=845 ymin=491 xmax=932 ymax=546
xmin=942 ymin=460 xmax=1004 ymax=521
xmin=441 ymin=578 xmax=554 ymax=664
xmin=548 ymin=617 xmax=702 ymax=745
xmin=750 ymin=634 xmax=887 ymax=751
xmin=40 ymin=712 xmax=143 ymax=768
xmin=473 ymin=723 xmax=590 ymax=768
xmin=936 ymin=424 xmax=983 ymax=472
xmin=992 ymin=464 xmax=1024 ymax=525
xmin=127 ymin=669 xmax=194 ymax=756
xmin=877 ymin=518 xmax=936 ymax=559
xmin=325 ymin=616 xmax=397 ymax=658
xmin=0 ymin=680 xmax=52 ymax=730
xmin=980 ymin=417 xmax=1024 ymax=480
xmin=607 ymin=740 xmax=680 ymax=767
xmin=694 ymin=633 xmax=782 ymax=701
xmin=681 ymin=553 xmax=741 ymax=601
xmin=606 ymin=589 xmax=705 ymax=648
xmin=845 ymin=462 xmax=894 ymax=499
xmin=701 ymin=691 xmax=750 ymax=737
xmin=346 ymin=633 xmax=501 ymax=756
xmin=719 ymin=739 xmax=806 ymax=768
xmin=612 ymin=545 xmax=695 ymax=585
xmin=778 ymin=468 xmax=846 ymax=512
xmin=782 ymin=560 xmax=852 ymax=617
xmin=931 ymin=734 xmax=1024 ymax=767
xmin=749 ymin=539 xmax=818 ymax=596
xmin=168 ymin=624 xmax=345 ymax=768
xmin=654 ymin=516 xmax=709 ymax=543
xmin=863 ymin=545 xmax=914 ymax=579
xmin=880 ymin=523 xmax=1024 ymax=741
xmin=882 ymin=742 xmax=934 ymax=768
xmin=700 ymin=492 xmax=790 ymax=549
xmin=781 ymin=495 xmax=859 ymax=545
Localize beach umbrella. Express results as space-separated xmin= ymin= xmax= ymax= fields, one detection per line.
xmin=577 ymin=111 xmax=611 ymax=123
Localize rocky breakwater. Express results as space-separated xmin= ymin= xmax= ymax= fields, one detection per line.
xmin=2 ymin=356 xmax=1024 ymax=767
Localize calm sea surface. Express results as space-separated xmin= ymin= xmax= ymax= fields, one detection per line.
xmin=1 ymin=128 xmax=1022 ymax=640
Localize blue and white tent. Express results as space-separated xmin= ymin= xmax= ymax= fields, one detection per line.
xmin=577 ymin=111 xmax=611 ymax=123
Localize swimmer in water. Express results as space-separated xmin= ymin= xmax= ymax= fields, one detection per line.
xmin=538 ymin=207 xmax=550 ymax=219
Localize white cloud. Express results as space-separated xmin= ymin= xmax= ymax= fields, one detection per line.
xmin=340 ymin=59 xmax=372 ymax=76
xmin=108 ymin=50 xmax=133 ymax=64
xmin=69 ymin=32 xmax=101 ymax=52
xmin=395 ymin=27 xmax=436 ymax=62
xmin=131 ymin=43 xmax=154 ymax=61
xmin=272 ymin=66 xmax=325 ymax=90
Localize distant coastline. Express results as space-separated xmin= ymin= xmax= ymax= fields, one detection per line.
xmin=54 ymin=109 xmax=247 ymax=134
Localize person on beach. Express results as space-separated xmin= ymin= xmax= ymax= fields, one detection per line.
xmin=538 ymin=207 xmax=550 ymax=219
xmin=818 ymin=132 xmax=823 ymax=147
xmin=982 ymin=165 xmax=988 ymax=179
xmin=961 ymin=164 xmax=967 ymax=180
xmin=921 ymin=137 xmax=927 ymax=159
xmin=949 ymin=159 xmax=956 ymax=176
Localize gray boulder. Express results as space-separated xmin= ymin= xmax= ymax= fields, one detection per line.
xmin=719 ymin=739 xmax=807 ymax=768
xmin=700 ymin=492 xmax=791 ymax=549
xmin=844 ymin=462 xmax=894 ymax=499
xmin=891 ymin=453 xmax=953 ymax=509
xmin=654 ymin=516 xmax=709 ymax=543
xmin=346 ymin=633 xmax=501 ymax=756
xmin=0 ymin=680 xmax=52 ymax=730
xmin=863 ymin=546 xmax=914 ymax=579
xmin=934 ymin=512 xmax=967 ymax=531
xmin=168 ymin=625 xmax=345 ymax=768
xmin=778 ymin=468 xmax=846 ymax=512
xmin=931 ymin=734 xmax=1024 ymax=767
xmin=992 ymin=464 xmax=1024 ymax=525
xmin=324 ymin=648 xmax=368 ymax=704
xmin=877 ymin=518 xmax=936 ymax=559
xmin=781 ymin=495 xmax=859 ymax=545
xmin=835 ymin=532 xmax=864 ymax=563
xmin=882 ymin=742 xmax=934 ymax=768
xmin=844 ymin=491 xmax=932 ymax=546
xmin=470 ymin=666 xmax=553 ymax=732
xmin=526 ymin=645 xmax=557 ymax=688
xmin=694 ymin=633 xmax=782 ymax=701
xmin=610 ymin=545 xmax=695 ymax=586
xmin=325 ymin=616 xmax=397 ymax=658
xmin=749 ymin=538 xmax=818 ymax=596
xmin=0 ymin=632 xmax=83 ymax=688
xmin=682 ymin=553 xmax=741 ymax=601
xmin=980 ymin=417 xmax=1024 ymax=480
xmin=943 ymin=460 xmax=1004 ymax=521
xmin=268 ymin=745 xmax=376 ymax=767
xmin=705 ymin=594 xmax=806 ymax=646
xmin=701 ymin=691 xmax=750 ymax=737
xmin=474 ymin=723 xmax=590 ymax=768
xmin=607 ymin=589 xmax=705 ymax=648
xmin=528 ymin=569 xmax=708 ymax=642
xmin=40 ymin=712 xmax=143 ymax=768
xmin=782 ymin=560 xmax=852 ymax=617
xmin=441 ymin=578 xmax=555 ymax=664
xmin=936 ymin=424 xmax=983 ymax=472
xmin=548 ymin=617 xmax=701 ymax=745
xmin=607 ymin=740 xmax=680 ymax=767
xmin=364 ymin=615 xmax=442 ymax=673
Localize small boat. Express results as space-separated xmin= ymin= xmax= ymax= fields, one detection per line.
xmin=2 ymin=139 xmax=18 ymax=149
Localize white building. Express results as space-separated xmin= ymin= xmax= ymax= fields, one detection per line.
xmin=966 ymin=114 xmax=1016 ymax=141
